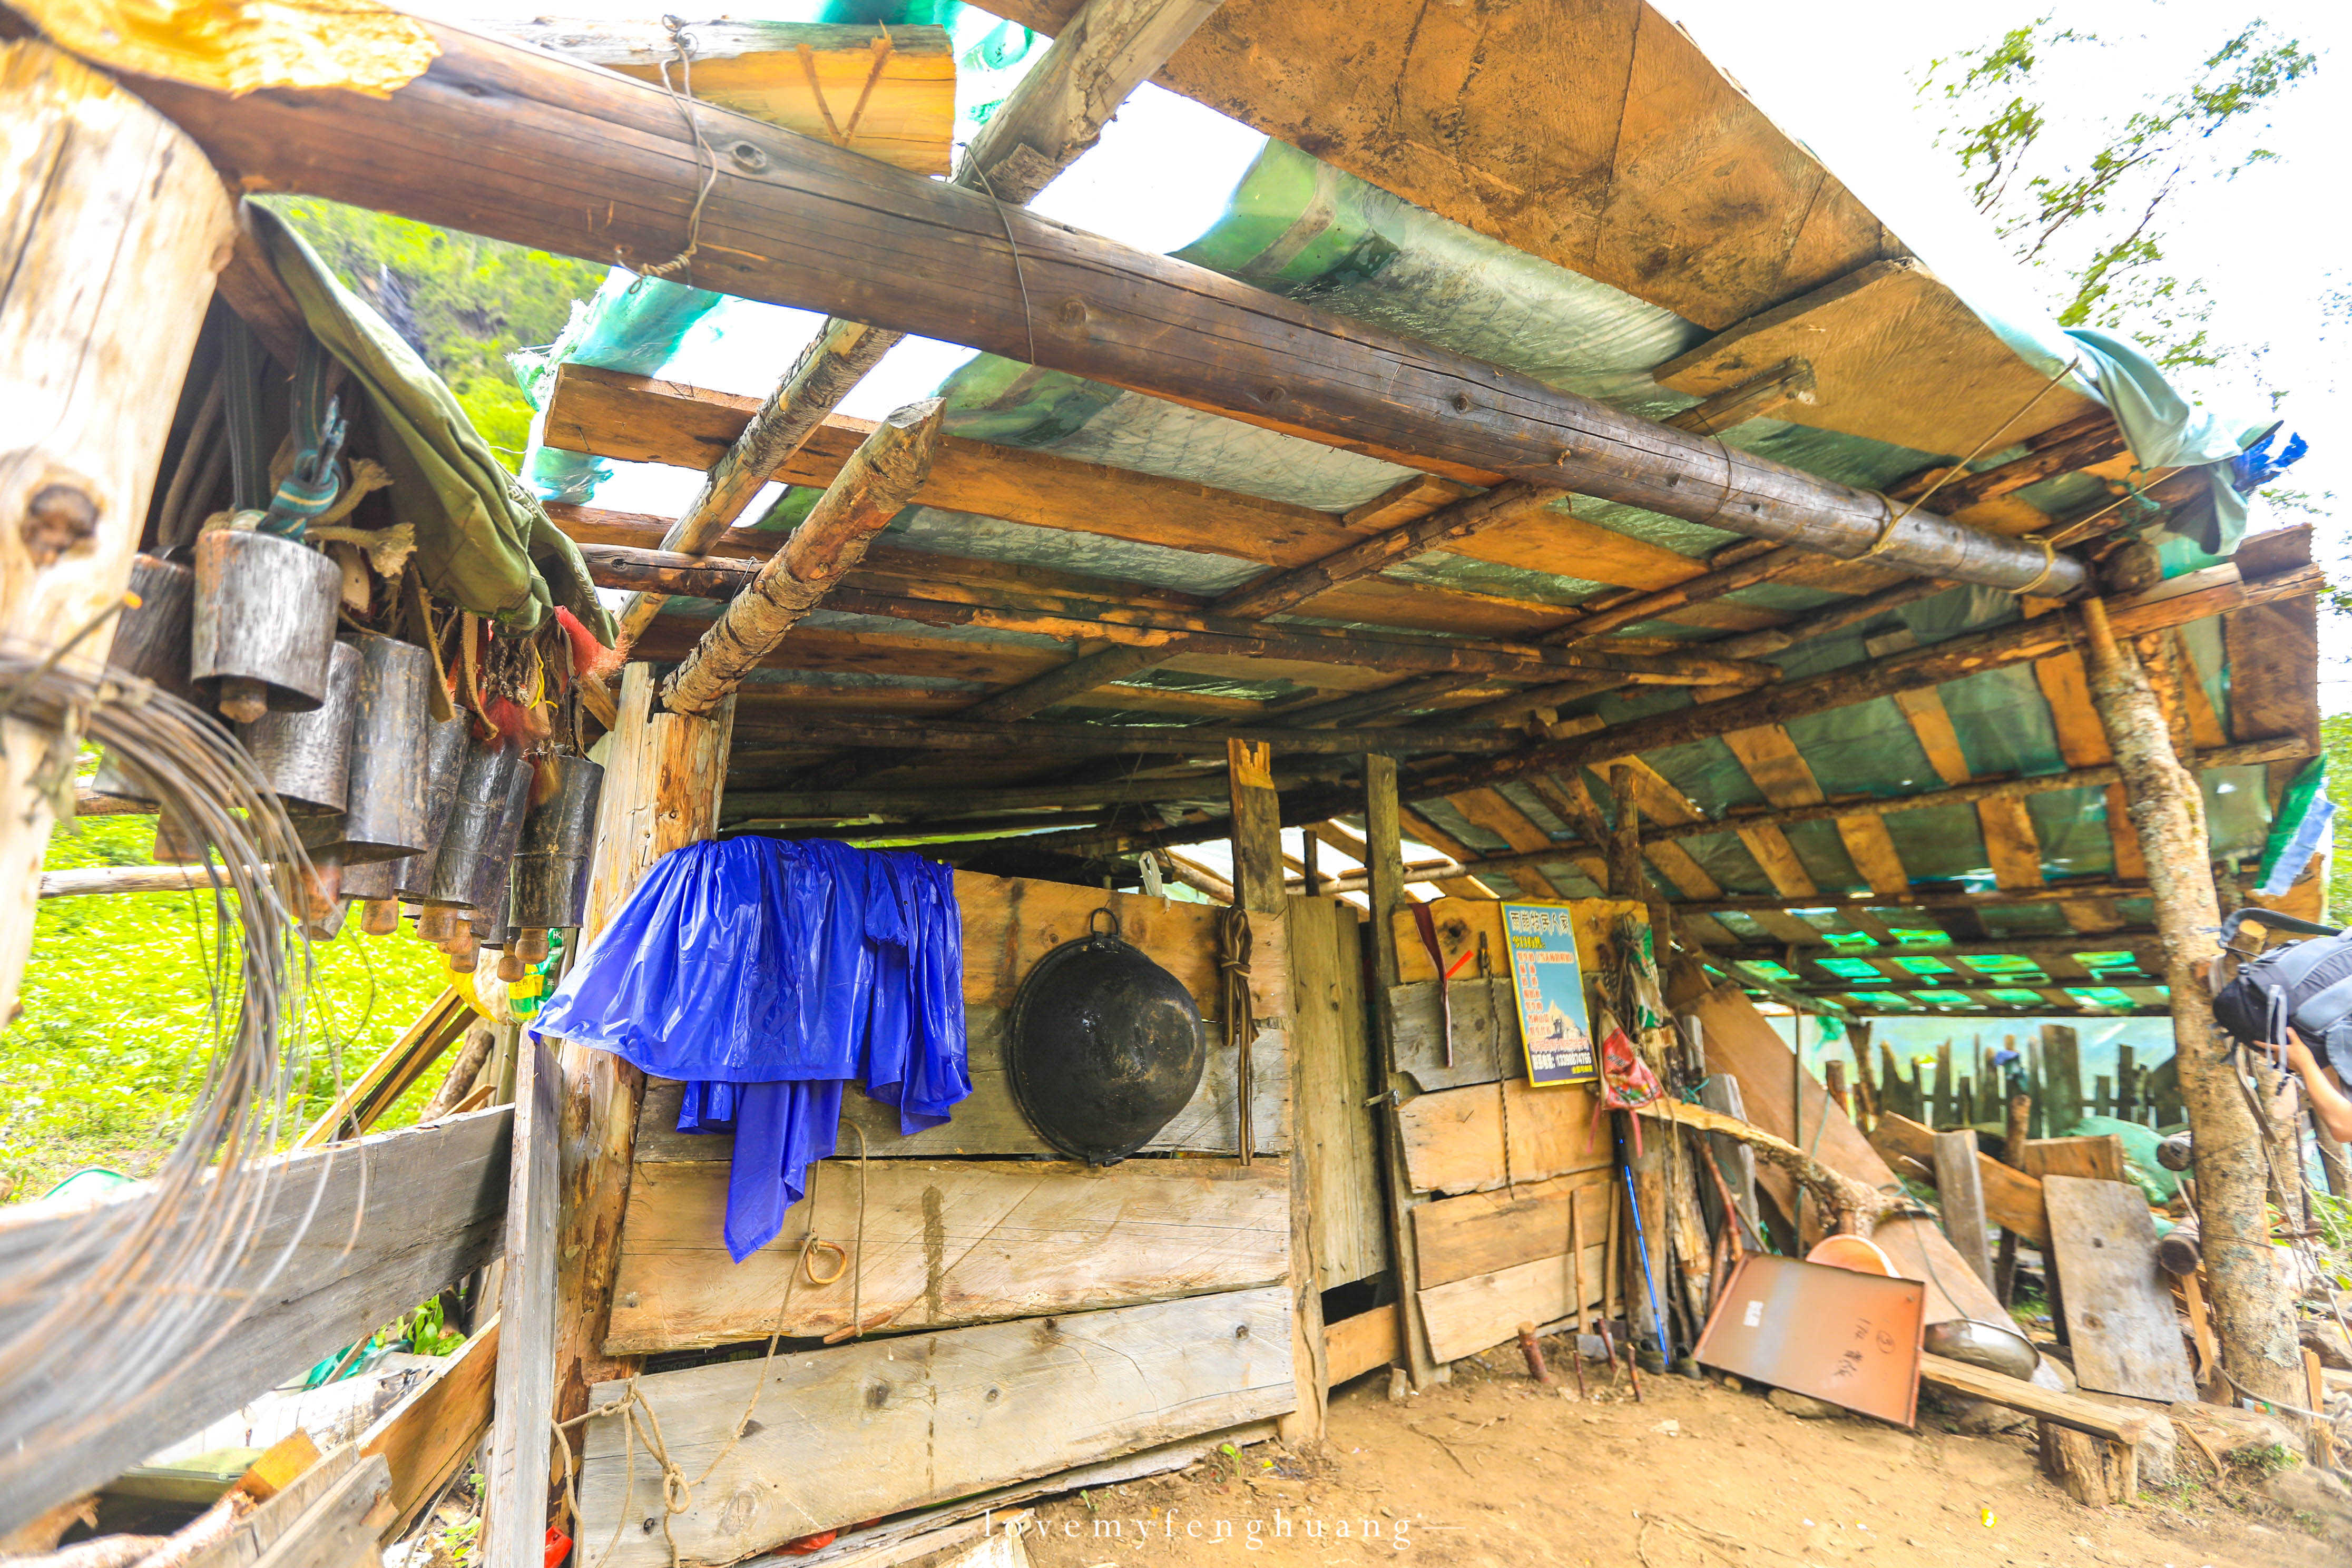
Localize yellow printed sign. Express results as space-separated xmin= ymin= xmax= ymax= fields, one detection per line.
xmin=1501 ymin=901 xmax=1595 ymax=1085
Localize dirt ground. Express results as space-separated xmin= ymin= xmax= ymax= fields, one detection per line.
xmin=1013 ymin=1354 xmax=2335 ymax=1568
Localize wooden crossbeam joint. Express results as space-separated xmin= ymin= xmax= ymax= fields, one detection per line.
xmin=661 ymin=399 xmax=942 ymax=716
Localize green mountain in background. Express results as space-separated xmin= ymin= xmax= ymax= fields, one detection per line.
xmin=266 ymin=198 xmax=607 ymax=471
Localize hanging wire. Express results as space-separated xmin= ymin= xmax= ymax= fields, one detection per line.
xmin=0 ymin=636 xmax=323 ymax=1492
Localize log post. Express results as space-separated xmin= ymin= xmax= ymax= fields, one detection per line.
xmin=1223 ymin=741 xmax=1325 ymax=1442
xmin=550 ymin=665 xmax=735 ymax=1438
xmin=662 ymin=400 xmax=941 ymax=715
xmin=1363 ymin=752 xmax=1439 ymax=1390
xmin=2079 ymin=597 xmax=2304 ymax=1416
xmin=0 ymin=42 xmax=233 ymax=1016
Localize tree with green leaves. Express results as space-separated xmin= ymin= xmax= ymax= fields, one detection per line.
xmin=1921 ymin=18 xmax=2316 ymax=373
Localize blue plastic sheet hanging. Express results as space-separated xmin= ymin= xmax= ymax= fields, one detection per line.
xmin=534 ymin=837 xmax=969 ymax=1259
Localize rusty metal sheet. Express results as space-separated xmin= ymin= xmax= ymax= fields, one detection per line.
xmin=1695 ymin=1253 xmax=1925 ymax=1426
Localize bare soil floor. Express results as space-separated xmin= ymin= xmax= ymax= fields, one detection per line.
xmin=1016 ymin=1355 xmax=2335 ymax=1568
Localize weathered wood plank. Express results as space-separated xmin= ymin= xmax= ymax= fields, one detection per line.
xmin=1933 ymin=1129 xmax=1996 ymax=1290
xmin=1916 ymin=1354 xmax=2150 ymax=1443
xmin=1866 ymin=1111 xmax=2047 ymax=1248
xmin=358 ymin=1321 xmax=499 ymax=1541
xmin=1394 ymin=1080 xmax=1611 ymax=1197
xmin=1418 ymin=1240 xmax=1612 ymax=1365
xmin=1410 ymin=1172 xmax=1613 ymax=1289
xmin=186 ymin=1446 xmax=361 ymax=1568
xmin=633 ymin=1012 xmax=1289 ymax=1162
xmin=485 ymin=1040 xmax=560 ymax=1568
xmin=248 ymin=1452 xmax=393 ymax=1568
xmin=2019 ymin=1134 xmax=2127 ymax=1184
xmin=577 ymin=1288 xmax=1295 ymax=1566
xmin=0 ymin=1111 xmax=510 ymax=1535
xmin=605 ymin=1159 xmax=1288 ymax=1354
xmin=2042 ymin=1174 xmax=2197 ymax=1403
xmin=1288 ymin=898 xmax=1384 ymax=1290
xmin=0 ymin=41 xmax=232 ymax=1022
xmin=1388 ymin=978 xmax=1517 ymax=1091
xmin=1322 ymin=1307 xmax=1401 ymax=1386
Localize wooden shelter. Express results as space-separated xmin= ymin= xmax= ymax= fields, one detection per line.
xmin=0 ymin=0 xmax=2328 ymax=1560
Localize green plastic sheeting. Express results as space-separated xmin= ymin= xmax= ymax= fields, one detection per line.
xmin=257 ymin=208 xmax=612 ymax=638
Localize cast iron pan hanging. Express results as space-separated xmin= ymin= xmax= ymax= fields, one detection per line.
xmin=1006 ymin=908 xmax=1207 ymax=1165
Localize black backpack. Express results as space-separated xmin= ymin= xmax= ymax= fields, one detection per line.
xmin=2211 ymin=907 xmax=2352 ymax=1066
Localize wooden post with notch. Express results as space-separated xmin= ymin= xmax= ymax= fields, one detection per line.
xmin=1363 ymin=752 xmax=1439 ymax=1390
xmin=0 ymin=41 xmax=233 ymax=1016
xmin=1223 ymin=739 xmax=1324 ymax=1442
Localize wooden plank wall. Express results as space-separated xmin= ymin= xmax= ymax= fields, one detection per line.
xmin=577 ymin=1288 xmax=1297 ymax=1568
xmin=1376 ymin=896 xmax=1639 ymax=1369
xmin=582 ymin=869 xmax=1312 ymax=1560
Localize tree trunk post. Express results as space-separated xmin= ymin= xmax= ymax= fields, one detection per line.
xmin=0 ymin=42 xmax=233 ymax=1016
xmin=2079 ymin=597 xmax=2304 ymax=1416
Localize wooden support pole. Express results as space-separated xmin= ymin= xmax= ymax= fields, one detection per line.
xmin=1224 ymin=742 xmax=1323 ymax=1442
xmin=2079 ymin=597 xmax=2305 ymax=1418
xmin=610 ymin=0 xmax=1226 ymax=648
xmin=550 ymin=665 xmax=735 ymax=1435
xmin=662 ymin=399 xmax=942 ymax=715
xmin=2042 ymin=1023 xmax=2084 ymax=1135
xmin=122 ymin=17 xmax=2084 ymax=596
xmin=721 ymin=709 xmax=1516 ymax=758
xmin=483 ymin=1037 xmax=560 ymax=1568
xmin=1933 ymin=1129 xmax=1996 ymax=1291
xmin=0 ymin=42 xmax=232 ymax=1016
xmin=1363 ymin=752 xmax=1439 ymax=1390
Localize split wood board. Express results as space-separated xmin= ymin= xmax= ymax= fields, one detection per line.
xmin=1670 ymin=981 xmax=2008 ymax=1326
xmin=577 ymin=1287 xmax=1296 ymax=1567
xmin=2019 ymin=1134 xmax=2128 ymax=1184
xmin=487 ymin=21 xmax=957 ymax=176
xmin=185 ymin=1444 xmax=361 ymax=1568
xmin=1322 ymin=1307 xmax=1402 ymax=1387
xmin=1654 ymin=260 xmax=2102 ymax=457
xmin=633 ymin=1012 xmax=1290 ymax=1162
xmin=956 ymin=869 xmax=1288 ymax=1022
xmin=605 ymin=1158 xmax=1289 ymax=1354
xmin=1419 ymin=1238 xmax=1613 ymax=1365
xmin=0 ymin=1107 xmax=512 ymax=1534
xmin=358 ymin=1318 xmax=500 ymax=1541
xmin=248 ymin=1452 xmax=394 ymax=1568
xmin=1388 ymin=978 xmax=1518 ymax=1091
xmin=1410 ymin=1171 xmax=1614 ymax=1289
xmin=1394 ymin=1079 xmax=1611 ymax=1197
xmin=1390 ymin=896 xmax=1645 ymax=987
xmin=2041 ymin=1174 xmax=2198 ymax=1403
xmin=1867 ymin=1112 xmax=2049 ymax=1248
xmin=1287 ymin=897 xmax=1385 ymax=1291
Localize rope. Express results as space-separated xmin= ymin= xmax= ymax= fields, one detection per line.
xmin=627 ymin=16 xmax=719 ymax=288
xmin=1860 ymin=356 xmax=2084 ymax=561
xmin=557 ymin=1131 xmax=876 ymax=1566
xmin=1219 ymin=905 xmax=1256 ymax=1165
xmin=968 ymin=165 xmax=1040 ymax=370
xmin=2008 ymin=535 xmax=2060 ymax=597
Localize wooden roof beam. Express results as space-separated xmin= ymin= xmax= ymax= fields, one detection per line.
xmin=663 ymin=400 xmax=942 ymax=715
xmin=129 ymin=19 xmax=2086 ymax=595
xmin=605 ymin=0 xmax=1227 ymax=650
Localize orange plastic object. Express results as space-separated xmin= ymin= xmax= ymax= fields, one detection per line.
xmin=543 ymin=1525 xmax=572 ymax=1568
xmin=776 ymin=1531 xmax=840 ymax=1556
xmin=1806 ymin=1233 xmax=1900 ymax=1277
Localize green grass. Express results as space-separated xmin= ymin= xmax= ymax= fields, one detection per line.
xmin=0 ymin=791 xmax=459 ymax=1203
